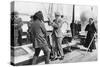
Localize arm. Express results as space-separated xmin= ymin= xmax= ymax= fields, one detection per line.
xmin=51 ymin=19 xmax=63 ymax=28
xmin=85 ymin=24 xmax=89 ymax=31
xmin=51 ymin=22 xmax=59 ymax=28
xmin=93 ymin=23 xmax=97 ymax=33
xmin=48 ymin=18 xmax=60 ymax=28
xmin=40 ymin=22 xmax=47 ymax=36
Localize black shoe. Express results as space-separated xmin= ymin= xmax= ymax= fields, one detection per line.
xmin=50 ymin=56 xmax=58 ymax=61
xmin=59 ymin=56 xmax=64 ymax=60
xmin=90 ymin=49 xmax=93 ymax=52
xmin=88 ymin=49 xmax=92 ymax=52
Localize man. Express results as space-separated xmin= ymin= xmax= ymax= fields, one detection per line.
xmin=50 ymin=12 xmax=64 ymax=60
xmin=30 ymin=11 xmax=50 ymax=64
xmin=28 ymin=15 xmax=34 ymax=43
xmin=84 ymin=18 xmax=97 ymax=52
xmin=11 ymin=12 xmax=22 ymax=46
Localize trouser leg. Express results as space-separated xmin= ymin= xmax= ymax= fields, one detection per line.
xmin=56 ymin=38 xmax=64 ymax=57
xmin=42 ymin=45 xmax=50 ymax=64
xmin=51 ymin=35 xmax=57 ymax=59
xmin=32 ymin=48 xmax=41 ymax=64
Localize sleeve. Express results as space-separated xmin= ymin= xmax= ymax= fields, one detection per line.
xmin=70 ymin=23 xmax=73 ymax=29
xmin=40 ymin=22 xmax=47 ymax=36
xmin=30 ymin=23 xmax=36 ymax=38
xmin=52 ymin=19 xmax=63 ymax=28
xmin=85 ymin=24 xmax=89 ymax=31
xmin=29 ymin=24 xmax=34 ymax=39
xmin=58 ymin=19 xmax=63 ymax=28
xmin=93 ymin=23 xmax=97 ymax=33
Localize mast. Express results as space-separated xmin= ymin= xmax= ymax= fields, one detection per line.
xmin=72 ymin=5 xmax=75 ymax=23
xmin=71 ymin=4 xmax=75 ymax=37
xmin=48 ymin=3 xmax=53 ymax=22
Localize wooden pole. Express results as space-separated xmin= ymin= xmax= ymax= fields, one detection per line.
xmin=72 ymin=5 xmax=75 ymax=37
xmin=84 ymin=32 xmax=96 ymax=56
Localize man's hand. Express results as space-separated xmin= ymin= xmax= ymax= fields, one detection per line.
xmin=48 ymin=17 xmax=53 ymax=25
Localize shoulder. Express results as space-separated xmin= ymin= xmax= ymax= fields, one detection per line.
xmin=92 ymin=22 xmax=95 ymax=26
xmin=85 ymin=24 xmax=90 ymax=28
xmin=86 ymin=24 xmax=89 ymax=26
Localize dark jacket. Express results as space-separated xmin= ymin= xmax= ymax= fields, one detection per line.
xmin=85 ymin=22 xmax=97 ymax=33
xmin=84 ymin=22 xmax=97 ymax=48
xmin=30 ymin=20 xmax=48 ymax=48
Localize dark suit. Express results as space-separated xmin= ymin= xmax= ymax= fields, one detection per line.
xmin=84 ymin=22 xmax=97 ymax=51
xmin=30 ymin=20 xmax=50 ymax=64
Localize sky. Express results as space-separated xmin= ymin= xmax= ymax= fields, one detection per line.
xmin=12 ymin=1 xmax=98 ymax=33
xmin=14 ymin=1 xmax=98 ymax=21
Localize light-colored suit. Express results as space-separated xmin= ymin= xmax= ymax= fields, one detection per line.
xmin=52 ymin=18 xmax=63 ymax=37
xmin=51 ymin=18 xmax=64 ymax=58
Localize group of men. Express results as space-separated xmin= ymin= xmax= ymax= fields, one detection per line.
xmin=11 ymin=10 xmax=97 ymax=64
xmin=29 ymin=11 xmax=64 ymax=64
xmin=30 ymin=11 xmax=97 ymax=64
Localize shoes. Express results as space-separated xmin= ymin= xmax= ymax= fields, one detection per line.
xmin=50 ymin=56 xmax=58 ymax=61
xmin=88 ymin=49 xmax=92 ymax=52
xmin=59 ymin=56 xmax=64 ymax=60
